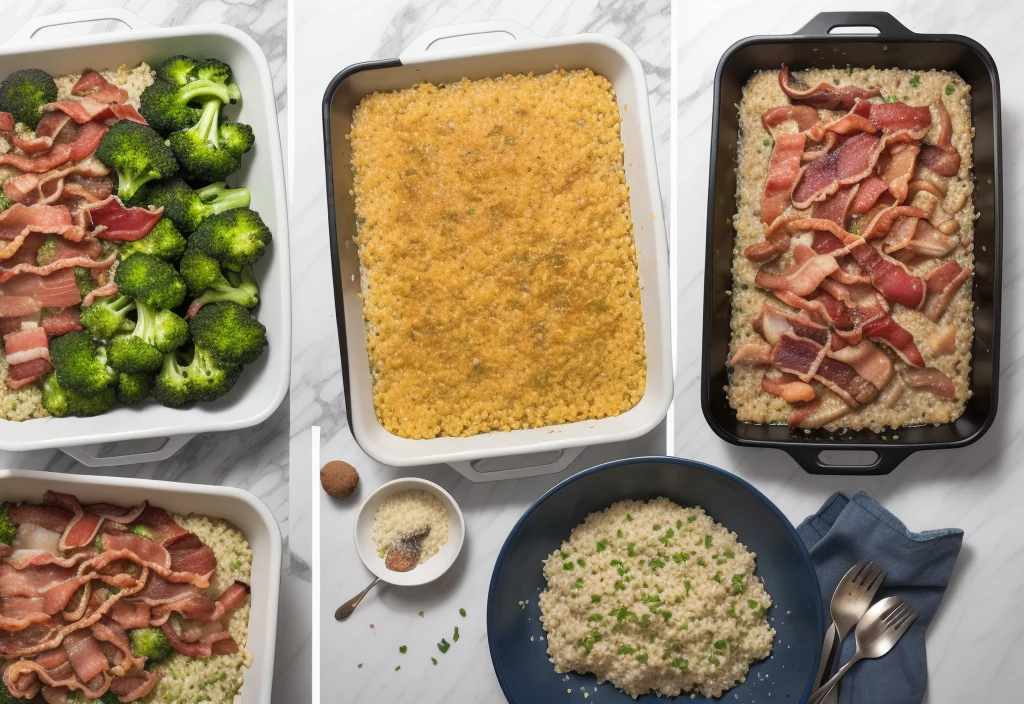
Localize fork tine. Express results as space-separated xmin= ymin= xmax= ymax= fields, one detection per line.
xmin=880 ymin=602 xmax=904 ymax=623
xmin=849 ymin=560 xmax=871 ymax=584
xmin=856 ymin=563 xmax=881 ymax=588
xmin=864 ymin=568 xmax=887 ymax=597
xmin=886 ymin=604 xmax=910 ymax=625
xmin=893 ymin=608 xmax=918 ymax=632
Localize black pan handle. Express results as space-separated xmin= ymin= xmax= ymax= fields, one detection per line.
xmin=796 ymin=12 xmax=914 ymax=39
xmin=783 ymin=446 xmax=917 ymax=475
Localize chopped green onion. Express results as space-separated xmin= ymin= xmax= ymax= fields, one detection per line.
xmin=676 ymin=519 xmax=683 ymax=529
xmin=684 ymin=581 xmax=692 ymax=594
xmin=419 ymin=611 xmax=424 ymax=617
xmin=563 ymin=562 xmax=574 ymax=571
xmin=617 ymin=644 xmax=635 ymax=655
xmin=610 ymin=559 xmax=622 ymax=566
xmin=727 ymin=608 xmax=737 ymax=618
xmin=671 ymin=657 xmax=688 ymax=670
xmin=627 ymin=543 xmax=636 ymax=557
xmin=636 ymin=653 xmax=648 ymax=664
xmin=945 ymin=83 xmax=956 ymax=95
xmin=617 ymin=529 xmax=623 ymax=538
xmin=614 ymin=581 xmax=625 ymax=591
xmin=625 ymin=514 xmax=633 ymax=522
xmin=885 ymin=94 xmax=898 ymax=103
xmin=399 ymin=645 xmax=407 ymax=653
xmin=748 ymin=600 xmax=759 ymax=609
xmin=395 ymin=665 xmax=401 ymax=671
xmin=696 ymin=558 xmax=706 ymax=567
xmin=577 ymin=558 xmax=587 ymax=567
xmin=437 ymin=639 xmax=450 ymax=654
xmin=431 ymin=657 xmax=437 ymax=666
xmin=714 ymin=640 xmax=727 ymax=650
xmin=588 ymin=614 xmax=603 ymax=622
xmin=653 ymin=524 xmax=661 ymax=531
xmin=910 ymin=75 xmax=920 ymax=87
xmin=708 ymin=655 xmax=720 ymax=665
xmin=453 ymin=626 xmax=460 ymax=642
xmin=591 ymin=594 xmax=601 ymax=603
xmin=688 ymin=515 xmax=697 ymax=523
xmin=713 ymin=572 xmax=722 ymax=583
xmin=704 ymin=535 xmax=713 ymax=549
xmin=723 ymin=549 xmax=735 ymax=559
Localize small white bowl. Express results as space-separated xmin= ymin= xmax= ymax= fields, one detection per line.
xmin=352 ymin=478 xmax=465 ymax=586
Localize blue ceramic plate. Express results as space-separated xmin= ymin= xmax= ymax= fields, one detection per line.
xmin=487 ymin=456 xmax=822 ymax=703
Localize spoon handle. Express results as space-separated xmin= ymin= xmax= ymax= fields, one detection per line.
xmin=809 ymin=653 xmax=861 ymax=704
xmin=335 ymin=577 xmax=381 ymax=621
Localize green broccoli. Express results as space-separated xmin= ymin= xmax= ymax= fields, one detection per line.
xmin=0 ymin=193 xmax=12 ymax=214
xmin=169 ymin=99 xmax=254 ymax=182
xmin=120 ymin=217 xmax=187 ymax=263
xmin=109 ymin=302 xmax=187 ymax=372
xmin=129 ymin=626 xmax=172 ymax=663
xmin=133 ymin=178 xmax=250 ymax=232
xmin=0 ymin=68 xmax=57 ymax=129
xmin=80 ymin=294 xmax=136 ymax=340
xmin=0 ymin=503 xmax=15 ymax=545
xmin=114 ymin=252 xmax=186 ymax=310
xmin=49 ymin=332 xmax=116 ymax=396
xmin=189 ymin=301 xmax=266 ymax=366
xmin=74 ymin=267 xmax=95 ymax=298
xmin=116 ymin=371 xmax=155 ymax=405
xmin=180 ymin=248 xmax=259 ymax=316
xmin=190 ymin=207 xmax=271 ymax=272
xmin=194 ymin=58 xmax=234 ymax=85
xmin=41 ymin=372 xmax=115 ymax=418
xmin=0 ymin=680 xmax=23 ymax=704
xmin=140 ymin=56 xmax=242 ymax=133
xmin=153 ymin=345 xmax=241 ymax=408
xmin=156 ymin=55 xmax=200 ymax=86
xmin=36 ymin=236 xmax=58 ymax=266
xmin=96 ymin=121 xmax=178 ymax=201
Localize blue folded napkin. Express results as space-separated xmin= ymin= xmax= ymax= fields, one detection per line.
xmin=797 ymin=491 xmax=963 ymax=704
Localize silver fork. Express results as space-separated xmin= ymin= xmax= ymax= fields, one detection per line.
xmin=808 ymin=597 xmax=919 ymax=704
xmin=813 ymin=561 xmax=887 ymax=703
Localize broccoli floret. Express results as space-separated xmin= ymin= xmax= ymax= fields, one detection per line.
xmin=190 ymin=207 xmax=271 ymax=273
xmin=0 ymin=504 xmax=15 ymax=545
xmin=74 ymin=267 xmax=94 ymax=297
xmin=189 ymin=301 xmax=267 ymax=366
xmin=49 ymin=332 xmax=116 ymax=396
xmin=80 ymin=294 xmax=136 ymax=340
xmin=120 ymin=217 xmax=187 ymax=263
xmin=194 ymin=58 xmax=234 ymax=85
xmin=152 ymin=345 xmax=241 ymax=408
xmin=116 ymin=370 xmax=155 ymax=405
xmin=139 ymin=79 xmax=242 ymax=135
xmin=114 ymin=252 xmax=186 ymax=310
xmin=41 ymin=372 xmax=115 ymax=418
xmin=156 ymin=55 xmax=200 ymax=86
xmin=0 ymin=68 xmax=57 ymax=129
xmin=36 ymin=236 xmax=58 ymax=266
xmin=110 ymin=301 xmax=187 ymax=373
xmin=185 ymin=264 xmax=259 ymax=318
xmin=169 ymin=99 xmax=254 ymax=182
xmin=134 ymin=178 xmax=250 ymax=232
xmin=129 ymin=626 xmax=172 ymax=663
xmin=96 ymin=121 xmax=178 ymax=202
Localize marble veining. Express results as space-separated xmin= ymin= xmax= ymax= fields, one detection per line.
xmin=0 ymin=1 xmax=306 ymax=702
xmin=677 ymin=2 xmax=1022 ymax=701
xmin=290 ymin=0 xmax=670 ymax=701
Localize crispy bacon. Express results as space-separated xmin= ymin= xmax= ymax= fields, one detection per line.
xmin=919 ymin=99 xmax=961 ymax=176
xmin=109 ymin=671 xmax=161 ymax=702
xmin=849 ymin=175 xmax=889 ymax=214
xmin=10 ymin=112 xmax=72 ymax=155
xmin=42 ymin=492 xmax=102 ymax=553
xmin=857 ymin=205 xmax=929 ymax=241
xmin=862 ymin=315 xmax=925 ymax=367
xmin=807 ymin=100 xmax=874 ymax=142
xmin=4 ymin=327 xmax=48 ymax=365
xmin=906 ymin=219 xmax=958 ymax=258
xmin=922 ymin=260 xmax=971 ymax=322
xmin=770 ymin=331 xmax=828 ymax=382
xmin=88 ymin=200 xmax=162 ymax=242
xmin=904 ymin=368 xmax=956 ymax=398
xmin=82 ymin=282 xmax=117 ymax=307
xmin=729 ymin=339 xmax=772 ymax=366
xmin=760 ymin=133 xmax=806 ymax=225
xmin=882 ymin=142 xmax=920 ymax=203
xmin=792 ymin=132 xmax=882 ymax=208
xmin=762 ymin=105 xmax=820 ymax=132
xmin=83 ymin=502 xmax=147 ymax=525
xmin=848 ymin=242 xmax=926 ymax=310
xmin=43 ymin=98 xmax=146 ymax=126
xmin=828 ymin=340 xmax=894 ymax=391
xmin=811 ymin=183 xmax=859 ymax=226
xmin=71 ymin=71 xmax=130 ymax=104
xmin=755 ymin=252 xmax=840 ymax=297
xmin=814 ymin=356 xmax=879 ymax=406
xmin=0 ymin=145 xmax=74 ymax=174
xmin=41 ymin=308 xmax=83 ymax=337
xmin=761 ymin=371 xmax=816 ymax=402
xmin=868 ymin=102 xmax=932 ymax=132
xmin=787 ymin=396 xmax=851 ymax=428
xmin=0 ymin=252 xmax=115 ymax=285
xmin=778 ymin=66 xmax=881 ymax=109
xmin=744 ymin=215 xmax=796 ymax=263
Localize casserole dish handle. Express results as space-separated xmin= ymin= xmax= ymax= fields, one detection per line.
xmin=448 ymin=446 xmax=585 ymax=482
xmin=60 ymin=434 xmax=195 ymax=468
xmin=5 ymin=8 xmax=155 ymax=44
xmin=783 ymin=446 xmax=916 ymax=475
xmin=795 ymin=12 xmax=914 ymax=38
xmin=399 ymin=21 xmax=545 ymax=63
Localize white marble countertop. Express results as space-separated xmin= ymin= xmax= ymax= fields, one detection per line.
xmin=289 ymin=0 xmax=670 ymax=701
xmin=676 ymin=2 xmax=1022 ymax=702
xmin=0 ymin=2 xmax=308 ymax=703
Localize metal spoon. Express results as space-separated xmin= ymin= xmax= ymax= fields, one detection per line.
xmin=808 ymin=597 xmax=918 ymax=704
xmin=814 ymin=561 xmax=887 ymax=702
xmin=335 ymin=576 xmax=381 ymax=621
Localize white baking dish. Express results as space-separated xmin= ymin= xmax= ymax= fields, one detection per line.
xmin=0 ymin=9 xmax=291 ymax=466
xmin=0 ymin=468 xmax=282 ymax=704
xmin=323 ymin=22 xmax=672 ymax=481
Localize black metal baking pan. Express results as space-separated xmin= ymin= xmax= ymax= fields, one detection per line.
xmin=701 ymin=12 xmax=1002 ymax=475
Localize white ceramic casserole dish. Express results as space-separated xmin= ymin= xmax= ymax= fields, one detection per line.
xmin=0 ymin=9 xmax=291 ymax=466
xmin=322 ymin=22 xmax=672 ymax=481
xmin=0 ymin=467 xmax=282 ymax=704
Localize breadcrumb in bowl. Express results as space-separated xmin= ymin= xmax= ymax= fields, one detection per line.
xmin=349 ymin=69 xmax=647 ymax=440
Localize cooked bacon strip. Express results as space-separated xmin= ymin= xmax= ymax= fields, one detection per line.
xmin=922 ymin=260 xmax=971 ymax=322
xmin=807 ymin=100 xmax=874 ymax=142
xmin=83 ymin=502 xmax=147 ymax=525
xmin=72 ymin=71 xmax=130 ymax=104
xmin=82 ymin=282 xmax=118 ymax=307
xmin=88 ymin=200 xmax=162 ymax=242
xmin=868 ymin=102 xmax=932 ymax=132
xmin=906 ymin=219 xmax=958 ymax=258
xmin=62 ymin=630 xmax=109 ymax=683
xmin=0 ymin=204 xmax=85 ymax=267
xmin=41 ymin=308 xmax=83 ymax=337
xmin=882 ymin=142 xmax=920 ymax=203
xmin=778 ymin=66 xmax=881 ymax=109
xmin=0 ymin=561 xmax=76 ymax=597
xmin=99 ymin=532 xmax=170 ymax=569
xmin=762 ymin=105 xmax=821 ymax=132
xmin=882 ymin=214 xmax=920 ymax=253
xmin=919 ymin=99 xmax=961 ymax=176
xmin=811 ymin=183 xmax=859 ymax=226
xmin=165 ymin=534 xmax=217 ymax=582
xmin=814 ymin=356 xmax=879 ymax=407
xmin=744 ymin=215 xmax=796 ymax=263
xmin=0 ymin=145 xmax=74 ymax=174
xmin=828 ymin=340 xmax=894 ymax=391
xmin=0 ymin=596 xmax=51 ymax=631
xmin=2 ymin=268 xmax=83 ymax=309
xmin=81 ymin=549 xmax=211 ymax=590
xmin=769 ymin=331 xmax=828 ymax=382
xmin=90 ymin=618 xmax=146 ymax=678
xmin=760 ymin=133 xmax=806 ymax=225
xmin=755 ymin=253 xmax=839 ymax=297
xmin=758 ymin=304 xmax=830 ymax=346
xmin=132 ymin=506 xmax=191 ymax=547
xmin=6 ymin=358 xmax=52 ymax=390
xmin=108 ymin=601 xmax=151 ymax=631
xmin=126 ymin=573 xmax=197 ymax=609
xmin=160 ymin=622 xmax=238 ymax=658
xmin=859 ymin=205 xmax=929 ymax=240
xmin=931 ymin=327 xmax=957 ymax=356
xmin=109 ymin=671 xmax=161 ymax=702
xmin=0 ymin=111 xmax=14 ymax=131
xmin=0 ymin=252 xmax=115 ymax=285
xmin=41 ymin=492 xmax=103 ymax=552
xmin=4 ymin=158 xmax=110 ymax=207
xmin=6 ymin=505 xmax=73 ymax=533
xmin=43 ymin=98 xmax=146 ymax=125
xmin=904 ymin=368 xmax=957 ymax=398
xmin=907 ymin=179 xmax=945 ymax=199
xmin=729 ymin=338 xmax=772 ymax=366
xmin=4 ymin=327 xmax=49 ymax=365
xmin=792 ymin=132 xmax=883 ymax=208
xmin=761 ymin=371 xmax=816 ymax=402
xmin=10 ymin=112 xmax=73 ymax=155
xmin=850 ymin=175 xmax=889 ymax=214
xmin=787 ymin=396 xmax=851 ymax=428
xmin=862 ymin=315 xmax=925 ymax=367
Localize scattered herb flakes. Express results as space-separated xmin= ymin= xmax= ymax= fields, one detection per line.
xmin=625 ymin=513 xmax=633 ymax=522
xmin=946 ymin=83 xmax=956 ymax=95
xmin=762 ymin=137 xmax=772 ymax=146
xmin=596 ymin=539 xmax=609 ymax=552
xmin=459 ymin=608 xmax=467 ymax=617
xmin=431 ymin=657 xmax=437 ymax=666
xmin=910 ymin=75 xmax=921 ymax=87
xmin=399 ymin=645 xmax=407 ymax=654
xmin=418 ymin=611 xmax=424 ymax=618
xmin=437 ymin=639 xmax=450 ymax=654
xmin=357 ymin=663 xmax=363 ymax=669
xmin=453 ymin=626 xmax=460 ymax=642
xmin=884 ymin=94 xmax=898 ymax=103
xmin=688 ymin=515 xmax=697 ymax=523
